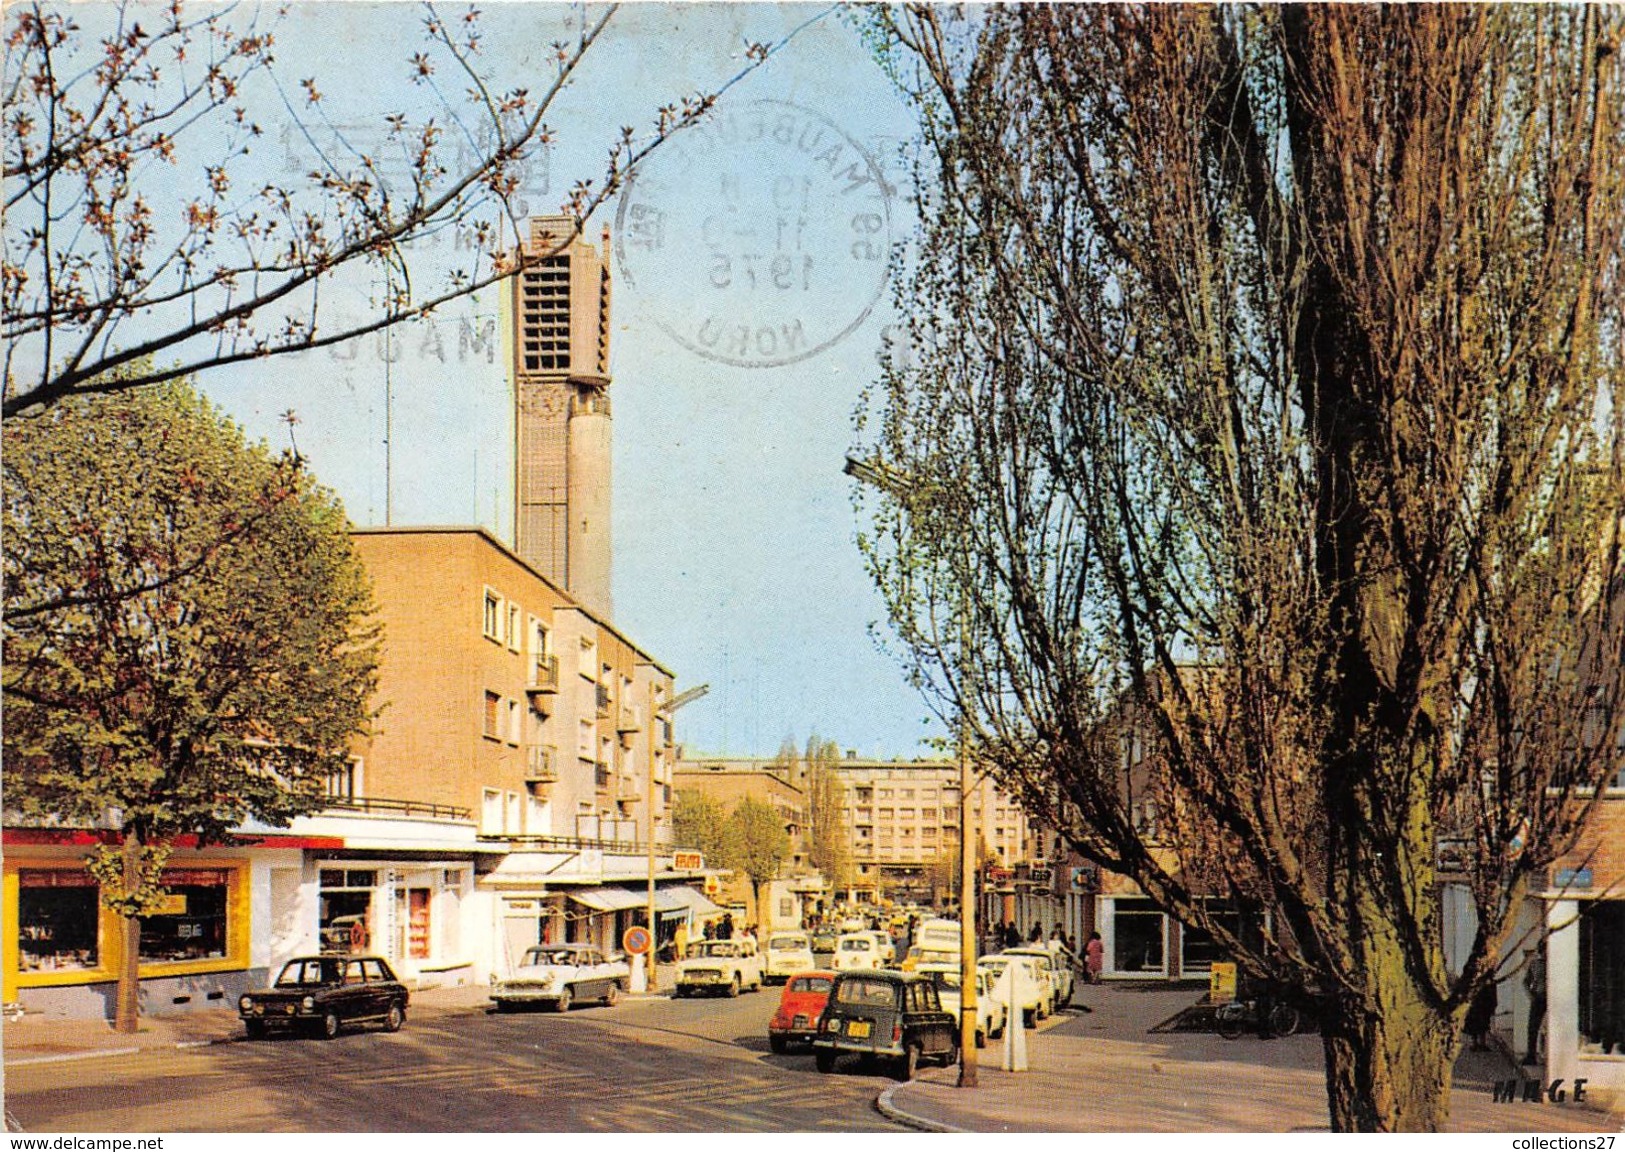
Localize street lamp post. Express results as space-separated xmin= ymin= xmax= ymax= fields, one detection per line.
xmin=844 ymin=455 xmax=978 ymax=1088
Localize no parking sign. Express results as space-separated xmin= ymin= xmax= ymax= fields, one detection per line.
xmin=623 ymin=925 xmax=652 ymax=956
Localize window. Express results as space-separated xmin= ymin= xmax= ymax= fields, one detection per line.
xmin=878 ymin=789 xmax=893 ymax=799
xmin=505 ymin=791 xmax=522 ymax=835
xmin=579 ymin=637 xmax=598 ymax=680
xmin=507 ymin=698 xmax=521 ymax=745
xmin=1180 ymin=900 xmax=1243 ymax=974
xmin=483 ymin=691 xmax=502 ymax=739
xmin=483 ymin=589 xmax=504 ymax=642
xmin=17 ymin=870 xmax=100 ymax=972
xmin=577 ymin=720 xmax=594 ymax=759
xmin=899 ymin=789 xmax=914 ymax=799
xmin=507 ymin=603 xmax=522 ymax=652
xmin=325 ymin=757 xmax=362 ymax=801
xmin=138 ymin=869 xmax=231 ymax=963
xmin=899 ymin=808 xmax=915 ymax=820
xmin=1112 ymin=898 xmax=1166 ymax=973
xmin=1579 ymin=900 xmax=1625 ymax=1054
xmin=481 ymin=789 xmax=502 ymax=835
xmin=879 ymin=808 xmax=894 ymax=820
xmin=920 ymin=808 xmax=935 ymax=820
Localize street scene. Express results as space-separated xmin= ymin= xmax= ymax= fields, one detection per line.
xmin=4 ymin=0 xmax=1624 ymax=1139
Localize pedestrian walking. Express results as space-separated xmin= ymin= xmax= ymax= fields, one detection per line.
xmin=1085 ymin=931 xmax=1104 ymax=984
xmin=1523 ymin=947 xmax=1548 ymax=1065
xmin=1466 ymin=979 xmax=1497 ymax=1051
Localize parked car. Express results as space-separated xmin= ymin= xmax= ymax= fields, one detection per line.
xmin=812 ymin=969 xmax=958 ymax=1079
xmin=675 ymin=936 xmax=765 ymax=997
xmin=830 ymin=932 xmax=881 ymax=971
xmin=768 ymin=970 xmax=835 ymax=1052
xmin=917 ymin=962 xmax=1007 ymax=1048
xmin=489 ymin=944 xmax=629 ymax=1012
xmin=239 ymin=954 xmax=408 ymax=1039
xmin=978 ymin=953 xmax=1051 ymax=1026
xmin=900 ymin=943 xmax=958 ymax=973
xmin=810 ymin=929 xmax=839 ymax=967
xmin=763 ymin=931 xmax=817 ymax=984
xmin=1004 ymin=945 xmax=1071 ymax=1008
xmin=866 ymin=930 xmax=897 ymax=967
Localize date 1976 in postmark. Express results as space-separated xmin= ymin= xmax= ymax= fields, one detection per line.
xmin=615 ymin=99 xmax=894 ymax=369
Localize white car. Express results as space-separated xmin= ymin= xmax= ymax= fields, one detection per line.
xmin=490 ymin=944 xmax=629 ymax=1012
xmin=763 ymin=931 xmax=817 ymax=984
xmin=918 ymin=962 xmax=1007 ymax=1048
xmin=1004 ymin=945 xmax=1071 ymax=1008
xmin=866 ymin=930 xmax=897 ymax=967
xmin=831 ymin=932 xmax=881 ymax=971
xmin=978 ymin=953 xmax=1051 ymax=1026
xmin=675 ymin=937 xmax=765 ymax=997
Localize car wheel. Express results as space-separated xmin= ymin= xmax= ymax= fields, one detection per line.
xmin=603 ymin=981 xmax=619 ymax=1007
xmin=319 ymin=1010 xmax=340 ymax=1040
xmin=770 ymin=1035 xmax=788 ymax=1054
xmin=943 ymin=1036 xmax=961 ymax=1068
xmin=555 ymin=986 xmax=573 ymax=1012
xmin=244 ymin=1020 xmax=266 ymax=1040
xmin=1215 ymin=1005 xmax=1246 ymax=1040
xmin=384 ymin=1002 xmax=404 ymax=1033
xmin=815 ymin=1050 xmax=836 ymax=1074
xmin=727 ymin=975 xmax=741 ymax=998
xmin=895 ymin=1043 xmax=921 ymax=1081
xmin=1023 ymin=1008 xmax=1036 ymax=1029
xmin=975 ymin=1028 xmax=986 ymax=1050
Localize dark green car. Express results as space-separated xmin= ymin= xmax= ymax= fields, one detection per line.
xmin=812 ymin=969 xmax=958 ymax=1080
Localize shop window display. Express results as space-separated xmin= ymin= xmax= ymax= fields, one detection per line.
xmin=138 ymin=869 xmax=231 ymax=962
xmin=1112 ymin=897 xmax=1166 ymax=973
xmin=18 ymin=870 xmax=101 ymax=972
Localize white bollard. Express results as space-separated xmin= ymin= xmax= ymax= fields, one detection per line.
xmin=1001 ymin=964 xmax=1029 ymax=1072
xmin=630 ymin=952 xmax=648 ymax=993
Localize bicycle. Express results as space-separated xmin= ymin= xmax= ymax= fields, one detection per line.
xmin=1214 ymin=995 xmax=1301 ymax=1039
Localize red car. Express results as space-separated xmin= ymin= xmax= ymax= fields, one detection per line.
xmin=768 ymin=970 xmax=836 ymax=1053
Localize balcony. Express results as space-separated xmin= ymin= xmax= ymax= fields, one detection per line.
xmin=526 ymin=655 xmax=560 ymax=698
xmin=525 ymin=744 xmax=558 ymax=784
xmin=616 ymin=705 xmax=642 ymax=734
xmin=595 ymin=684 xmax=612 ymax=716
xmin=594 ymin=763 xmax=612 ymax=789
xmin=321 ymin=796 xmax=471 ymax=822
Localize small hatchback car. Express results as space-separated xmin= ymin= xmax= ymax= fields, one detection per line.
xmin=239 ymin=955 xmax=408 ymax=1039
xmin=812 ymin=970 xmax=958 ymax=1079
xmin=768 ymin=970 xmax=835 ymax=1052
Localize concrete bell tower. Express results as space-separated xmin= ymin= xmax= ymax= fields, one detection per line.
xmin=511 ymin=216 xmax=613 ymax=617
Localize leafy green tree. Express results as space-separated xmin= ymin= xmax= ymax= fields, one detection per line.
xmin=859 ymin=5 xmax=1623 ymax=1131
xmin=670 ymin=788 xmax=731 ymax=866
xmin=725 ymin=796 xmax=792 ymax=929
xmin=3 ymin=380 xmax=380 ymax=1031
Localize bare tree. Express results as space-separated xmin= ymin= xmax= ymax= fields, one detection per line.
xmin=3 ymin=1 xmax=779 ymax=417
xmin=857 ymin=5 xmax=1623 ymax=1132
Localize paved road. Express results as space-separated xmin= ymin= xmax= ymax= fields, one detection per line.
xmin=4 ymin=987 xmax=910 ymax=1132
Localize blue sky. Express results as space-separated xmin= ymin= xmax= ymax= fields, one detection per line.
xmin=189 ymin=3 xmax=946 ymax=759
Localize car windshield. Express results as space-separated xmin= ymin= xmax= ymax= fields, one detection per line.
xmin=274 ymin=959 xmax=340 ymax=987
xmin=840 ymin=938 xmax=872 ymax=951
xmin=790 ymin=975 xmax=833 ymax=994
xmin=835 ymin=978 xmax=899 ymax=1008
xmin=521 ymin=948 xmax=575 ymax=966
xmin=690 ymin=941 xmax=737 ymax=958
xmin=770 ymin=936 xmax=808 ymax=951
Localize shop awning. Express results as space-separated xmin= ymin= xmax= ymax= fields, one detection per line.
xmin=659 ymin=885 xmax=724 ymax=919
xmin=567 ymin=886 xmax=653 ymax=913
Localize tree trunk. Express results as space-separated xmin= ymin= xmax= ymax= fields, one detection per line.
xmin=1322 ymin=988 xmax=1459 ymax=1131
xmin=113 ymin=832 xmax=142 ymax=1034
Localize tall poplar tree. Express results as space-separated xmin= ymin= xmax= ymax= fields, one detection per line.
xmin=859 ymin=5 xmax=1623 ymax=1131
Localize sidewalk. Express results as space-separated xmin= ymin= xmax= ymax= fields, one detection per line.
xmin=881 ymin=985 xmax=1624 ymax=1133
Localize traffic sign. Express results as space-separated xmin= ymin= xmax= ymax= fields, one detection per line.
xmin=623 ymin=926 xmax=652 ymax=956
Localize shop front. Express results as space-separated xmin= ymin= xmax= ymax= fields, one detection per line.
xmin=313 ymin=859 xmax=473 ymax=987
xmin=3 ymin=840 xmax=260 ymax=1016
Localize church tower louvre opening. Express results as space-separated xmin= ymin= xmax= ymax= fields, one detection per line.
xmin=512 ymin=216 xmax=614 ymax=618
